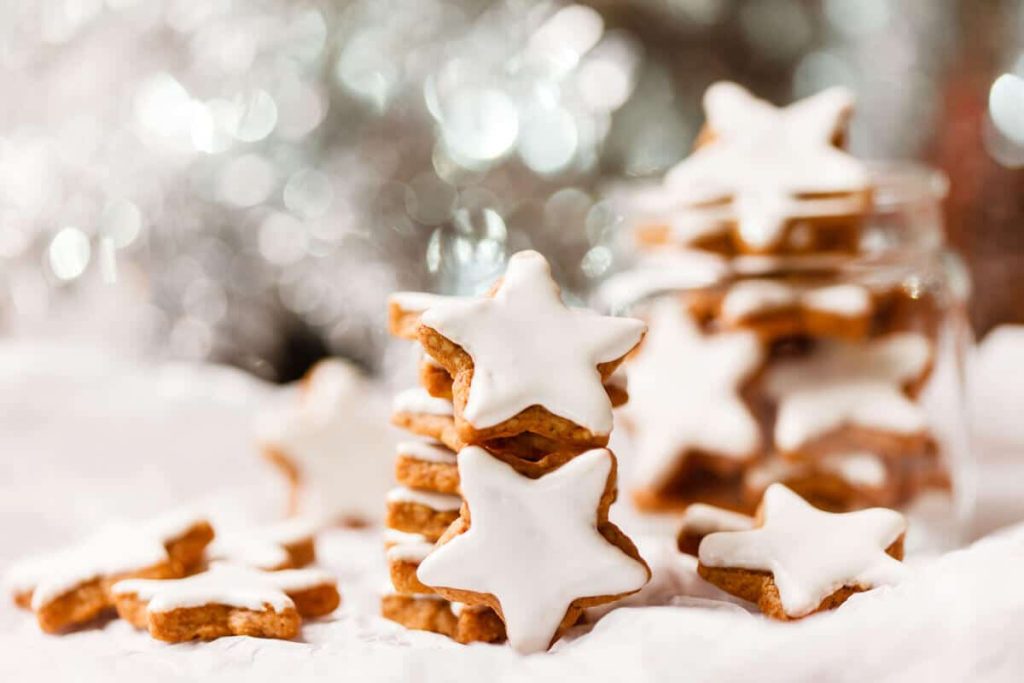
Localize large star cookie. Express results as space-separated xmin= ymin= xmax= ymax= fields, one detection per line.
xmin=763 ymin=333 xmax=932 ymax=456
xmin=663 ymin=82 xmax=870 ymax=252
xmin=4 ymin=510 xmax=212 ymax=633
xmin=625 ymin=298 xmax=762 ymax=504
xmin=112 ymin=562 xmax=339 ymax=641
xmin=256 ymin=358 xmax=392 ymax=524
xmin=419 ymin=250 xmax=645 ymax=448
xmin=416 ymin=447 xmax=649 ymax=653
xmin=697 ymin=484 xmax=906 ymax=619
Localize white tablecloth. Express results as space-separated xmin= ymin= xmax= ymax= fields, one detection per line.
xmin=2 ymin=332 xmax=1024 ymax=682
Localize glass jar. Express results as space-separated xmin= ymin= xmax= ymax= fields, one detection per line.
xmin=599 ymin=163 xmax=972 ymax=551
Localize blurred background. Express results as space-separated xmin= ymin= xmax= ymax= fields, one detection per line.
xmin=1 ymin=0 xmax=1022 ymax=383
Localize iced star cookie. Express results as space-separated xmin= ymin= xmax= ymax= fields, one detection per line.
xmin=697 ymin=484 xmax=906 ymax=620
xmin=395 ymin=441 xmax=460 ymax=495
xmin=763 ymin=333 xmax=933 ymax=458
xmin=417 ymin=447 xmax=649 ymax=653
xmin=743 ymin=451 xmax=896 ymax=512
xmin=380 ymin=593 xmax=506 ymax=644
xmin=384 ymin=529 xmax=438 ymax=595
xmin=385 ymin=486 xmax=462 ymax=542
xmin=388 ymin=292 xmax=454 ymax=341
xmin=208 ymin=518 xmax=318 ymax=571
xmin=257 ymin=358 xmax=392 ymax=524
xmin=418 ymin=250 xmax=645 ymax=451
xmin=718 ymin=279 xmax=873 ymax=341
xmin=112 ymin=562 xmax=339 ymax=641
xmin=5 ymin=511 xmax=213 ymax=633
xmin=676 ymin=504 xmax=754 ymax=556
xmin=657 ymin=82 xmax=872 ymax=255
xmin=624 ymin=298 xmax=763 ymax=511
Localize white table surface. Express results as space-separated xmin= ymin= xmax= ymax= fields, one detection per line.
xmin=2 ymin=331 xmax=1024 ymax=682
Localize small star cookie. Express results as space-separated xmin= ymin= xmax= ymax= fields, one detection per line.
xmin=112 ymin=562 xmax=340 ymax=641
xmin=661 ymin=82 xmax=871 ymax=253
xmin=418 ymin=250 xmax=645 ymax=450
xmin=417 ymin=446 xmax=649 ymax=653
xmin=697 ymin=484 xmax=906 ymax=620
xmin=208 ymin=518 xmax=318 ymax=571
xmin=4 ymin=511 xmax=212 ymax=633
xmin=624 ymin=298 xmax=763 ymax=507
xmin=763 ymin=333 xmax=932 ymax=457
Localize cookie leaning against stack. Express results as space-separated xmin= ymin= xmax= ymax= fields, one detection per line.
xmin=619 ymin=81 xmax=950 ymax=516
xmin=385 ymin=250 xmax=651 ymax=653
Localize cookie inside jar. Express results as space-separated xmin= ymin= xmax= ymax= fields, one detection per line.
xmin=602 ymin=82 xmax=969 ymax=551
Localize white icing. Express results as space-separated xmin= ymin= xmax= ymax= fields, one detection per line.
xmin=419 ymin=251 xmax=645 ymax=435
xmin=389 ymin=292 xmax=449 ymax=313
xmin=208 ymin=518 xmax=317 ymax=570
xmin=396 ymin=441 xmax=456 ymax=464
xmin=720 ymin=280 xmax=871 ymax=323
xmin=386 ymin=539 xmax=436 ymax=564
xmin=624 ymin=299 xmax=763 ymax=489
xmin=745 ymin=453 xmax=887 ymax=493
xmin=698 ymin=484 xmax=906 ymax=617
xmin=111 ymin=562 xmax=335 ymax=613
xmin=383 ymin=529 xmax=431 ymax=547
xmin=595 ymin=250 xmax=730 ymax=313
xmin=417 ymin=447 xmax=649 ymax=654
xmin=386 ymin=486 xmax=462 ymax=512
xmin=392 ymin=388 xmax=454 ymax=416
xmin=255 ymin=358 xmax=392 ymax=522
xmin=664 ymin=82 xmax=869 ymax=249
xmin=764 ymin=334 xmax=932 ymax=452
xmin=4 ymin=509 xmax=207 ymax=610
xmin=679 ymin=504 xmax=754 ymax=537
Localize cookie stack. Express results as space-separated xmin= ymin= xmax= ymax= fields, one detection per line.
xmin=619 ymin=82 xmax=950 ymax=516
xmin=381 ymin=297 xmax=506 ymax=644
xmin=384 ymin=250 xmax=650 ymax=653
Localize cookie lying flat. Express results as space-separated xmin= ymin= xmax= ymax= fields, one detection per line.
xmin=417 ymin=447 xmax=649 ymax=654
xmin=718 ymin=279 xmax=873 ymax=341
xmin=5 ymin=511 xmax=213 ymax=633
xmin=112 ymin=563 xmax=339 ymax=641
xmin=385 ymin=487 xmax=462 ymax=542
xmin=742 ymin=451 xmax=896 ymax=512
xmin=676 ymin=504 xmax=754 ymax=556
xmin=697 ymin=484 xmax=906 ymax=620
xmin=380 ymin=593 xmax=505 ymax=644
xmin=208 ymin=518 xmax=318 ymax=571
xmin=385 ymin=529 xmax=437 ymax=595
xmin=418 ymin=250 xmax=645 ymax=451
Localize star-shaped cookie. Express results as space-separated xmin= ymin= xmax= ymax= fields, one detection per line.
xmin=112 ymin=562 xmax=339 ymax=641
xmin=419 ymin=250 xmax=645 ymax=447
xmin=664 ymin=82 xmax=870 ymax=251
xmin=625 ymin=298 xmax=763 ymax=496
xmin=763 ymin=333 xmax=932 ymax=455
xmin=697 ymin=484 xmax=906 ymax=619
xmin=416 ymin=447 xmax=649 ymax=653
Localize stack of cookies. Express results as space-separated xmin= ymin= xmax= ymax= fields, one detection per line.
xmin=618 ymin=82 xmax=951 ymax=516
xmin=384 ymin=250 xmax=650 ymax=653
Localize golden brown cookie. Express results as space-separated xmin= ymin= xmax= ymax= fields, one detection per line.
xmin=380 ymin=593 xmax=506 ymax=644
xmin=112 ymin=563 xmax=340 ymax=641
xmin=697 ymin=484 xmax=906 ymax=620
xmin=385 ymin=487 xmax=462 ymax=542
xmin=6 ymin=512 xmax=213 ymax=634
xmin=208 ymin=519 xmax=318 ymax=571
xmin=742 ymin=452 xmax=897 ymax=512
xmin=394 ymin=441 xmax=459 ymax=495
xmin=676 ymin=503 xmax=754 ymax=556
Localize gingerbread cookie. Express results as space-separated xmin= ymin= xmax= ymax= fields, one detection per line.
xmin=257 ymin=358 xmax=392 ymax=524
xmin=385 ymin=486 xmax=462 ymax=542
xmin=676 ymin=504 xmax=753 ymax=556
xmin=418 ymin=250 xmax=645 ymax=451
xmin=5 ymin=511 xmax=213 ymax=633
xmin=718 ymin=279 xmax=873 ymax=341
xmin=112 ymin=562 xmax=339 ymax=641
xmin=417 ymin=446 xmax=649 ymax=653
xmin=384 ymin=529 xmax=437 ymax=595
xmin=380 ymin=593 xmax=506 ymax=644
xmin=743 ymin=451 xmax=896 ymax=512
xmin=697 ymin=484 xmax=906 ymax=620
xmin=391 ymin=388 xmax=464 ymax=453
xmin=624 ymin=298 xmax=763 ymax=511
xmin=208 ymin=518 xmax=318 ymax=571
xmin=660 ymin=82 xmax=871 ymax=255
xmin=763 ymin=333 xmax=933 ymax=458
xmin=394 ymin=440 xmax=459 ymax=495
